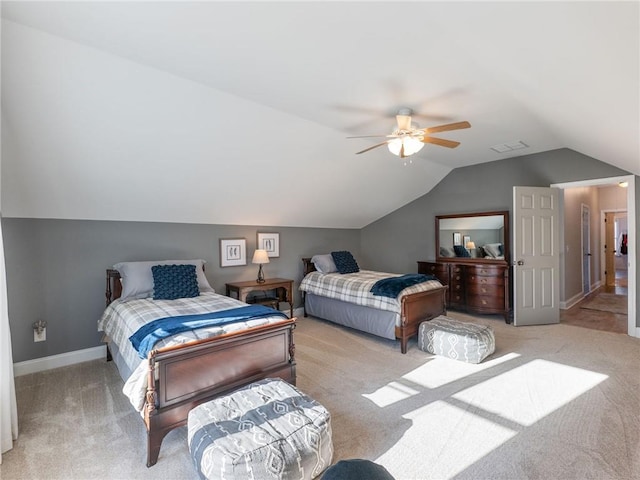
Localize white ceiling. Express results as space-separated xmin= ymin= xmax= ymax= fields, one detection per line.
xmin=1 ymin=1 xmax=638 ymax=228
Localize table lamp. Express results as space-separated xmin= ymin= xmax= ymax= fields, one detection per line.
xmin=466 ymin=241 xmax=476 ymax=250
xmin=252 ymin=249 xmax=269 ymax=283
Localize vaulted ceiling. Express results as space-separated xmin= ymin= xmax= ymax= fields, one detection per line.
xmin=1 ymin=1 xmax=638 ymax=228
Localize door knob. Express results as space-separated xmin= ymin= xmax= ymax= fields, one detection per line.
xmin=517 ymin=260 xmax=524 ymax=266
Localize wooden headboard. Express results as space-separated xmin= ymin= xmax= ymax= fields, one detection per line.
xmin=301 ymin=258 xmax=317 ymax=276
xmin=105 ymin=264 xmax=208 ymax=306
xmin=106 ymin=269 xmax=122 ymax=306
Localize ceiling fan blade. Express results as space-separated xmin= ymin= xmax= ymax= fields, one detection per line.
xmin=355 ymin=141 xmax=390 ymax=155
xmin=421 ymin=136 xmax=461 ymax=148
xmin=421 ymin=121 xmax=471 ymax=134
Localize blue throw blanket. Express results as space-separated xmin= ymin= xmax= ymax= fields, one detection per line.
xmin=129 ymin=304 xmax=288 ymax=359
xmin=370 ymin=274 xmax=437 ymax=299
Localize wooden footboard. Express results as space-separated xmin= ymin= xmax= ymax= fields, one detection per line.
xmin=143 ymin=319 xmax=296 ymax=466
xmin=301 ymin=258 xmax=447 ymax=353
xmin=396 ymin=286 xmax=447 ymax=353
xmin=104 ymin=269 xmax=296 ymax=467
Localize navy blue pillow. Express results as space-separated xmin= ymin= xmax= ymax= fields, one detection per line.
xmin=453 ymin=245 xmax=471 ymax=258
xmin=331 ymin=251 xmax=360 ymax=274
xmin=152 ymin=264 xmax=199 ymax=300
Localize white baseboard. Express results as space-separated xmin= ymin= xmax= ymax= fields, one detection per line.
xmin=13 ymin=310 xmax=306 ymax=377
xmin=13 ymin=345 xmax=106 ymax=377
xmin=561 ymin=291 xmax=585 ymax=310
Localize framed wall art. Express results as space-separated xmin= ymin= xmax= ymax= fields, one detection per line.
xmin=453 ymin=232 xmax=462 ymax=246
xmin=257 ymin=232 xmax=280 ymax=258
xmin=220 ymin=238 xmax=247 ymax=267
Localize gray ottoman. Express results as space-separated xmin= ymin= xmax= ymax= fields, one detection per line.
xmin=418 ymin=315 xmax=495 ymax=363
xmin=187 ymin=378 xmax=333 ymax=480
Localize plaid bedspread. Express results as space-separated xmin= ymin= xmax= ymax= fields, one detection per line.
xmin=299 ymin=270 xmax=442 ymax=314
xmin=98 ymin=292 xmax=288 ymax=411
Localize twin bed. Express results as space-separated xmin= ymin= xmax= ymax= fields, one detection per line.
xmin=98 ymin=261 xmax=296 ymax=467
xmin=98 ymin=255 xmax=446 ymax=467
xmin=299 ymin=256 xmax=447 ymax=354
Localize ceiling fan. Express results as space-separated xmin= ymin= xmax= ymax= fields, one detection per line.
xmin=348 ymin=108 xmax=471 ymax=158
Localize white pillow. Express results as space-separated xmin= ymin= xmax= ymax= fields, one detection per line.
xmin=113 ymin=259 xmax=214 ymax=300
xmin=311 ymin=254 xmax=338 ymax=274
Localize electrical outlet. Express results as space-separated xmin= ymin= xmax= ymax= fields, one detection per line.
xmin=34 ymin=327 xmax=46 ymax=342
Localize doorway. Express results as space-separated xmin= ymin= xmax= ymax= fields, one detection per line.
xmin=553 ymin=176 xmax=635 ymax=336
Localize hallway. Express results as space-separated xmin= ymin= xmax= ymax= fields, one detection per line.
xmin=561 ymin=265 xmax=628 ymax=334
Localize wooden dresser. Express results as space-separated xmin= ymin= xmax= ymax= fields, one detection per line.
xmin=418 ymin=260 xmax=510 ymax=323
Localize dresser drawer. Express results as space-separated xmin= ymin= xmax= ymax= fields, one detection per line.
xmin=417 ymin=262 xmax=449 ymax=285
xmin=466 ymin=283 xmax=505 ymax=297
xmin=467 ymin=295 xmax=505 ymax=310
xmin=418 ymin=262 xmax=448 ymax=275
xmin=465 ymin=265 xmax=505 ymax=276
xmin=449 ymin=292 xmax=465 ymax=306
xmin=450 ymin=265 xmax=464 ymax=275
xmin=467 ymin=274 xmax=504 ymax=286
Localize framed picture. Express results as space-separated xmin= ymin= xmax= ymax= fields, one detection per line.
xmin=219 ymin=238 xmax=246 ymax=267
xmin=453 ymin=232 xmax=462 ymax=246
xmin=463 ymin=235 xmax=471 ymax=247
xmin=257 ymin=232 xmax=280 ymax=258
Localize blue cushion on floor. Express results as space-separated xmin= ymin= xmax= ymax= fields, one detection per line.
xmin=321 ymin=459 xmax=395 ymax=480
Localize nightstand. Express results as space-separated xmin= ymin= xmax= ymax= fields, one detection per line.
xmin=225 ymin=278 xmax=294 ymax=318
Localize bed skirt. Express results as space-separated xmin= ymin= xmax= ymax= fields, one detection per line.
xmin=304 ymin=293 xmax=397 ymax=340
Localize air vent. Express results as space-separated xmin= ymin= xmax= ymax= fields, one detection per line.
xmin=490 ymin=141 xmax=529 ymax=153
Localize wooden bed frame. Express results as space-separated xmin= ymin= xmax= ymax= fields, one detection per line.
xmin=301 ymin=258 xmax=447 ymax=354
xmin=105 ymin=269 xmax=296 ymax=467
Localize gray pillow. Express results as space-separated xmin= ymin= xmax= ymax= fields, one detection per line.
xmin=114 ymin=259 xmax=214 ymax=300
xmin=439 ymin=246 xmax=455 ymax=257
xmin=310 ymin=254 xmax=338 ymax=274
xmin=483 ymin=243 xmax=502 ymax=258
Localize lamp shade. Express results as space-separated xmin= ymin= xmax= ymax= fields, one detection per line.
xmin=466 ymin=241 xmax=476 ymax=249
xmin=387 ymin=136 xmax=424 ymax=157
xmin=252 ymin=249 xmax=270 ymax=264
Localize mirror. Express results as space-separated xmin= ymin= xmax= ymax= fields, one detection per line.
xmin=436 ymin=210 xmax=509 ymax=264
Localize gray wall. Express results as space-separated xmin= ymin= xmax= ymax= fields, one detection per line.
xmin=5 ymin=148 xmax=638 ymax=363
xmin=3 ymin=219 xmax=359 ymax=363
xmin=360 ymin=148 xmax=637 ymax=324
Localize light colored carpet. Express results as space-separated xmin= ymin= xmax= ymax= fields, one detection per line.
xmin=580 ymin=293 xmax=628 ymax=315
xmin=1 ymin=312 xmax=639 ymax=480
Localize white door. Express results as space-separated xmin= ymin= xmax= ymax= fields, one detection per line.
xmin=581 ymin=204 xmax=591 ymax=295
xmin=513 ymin=186 xmax=560 ymax=326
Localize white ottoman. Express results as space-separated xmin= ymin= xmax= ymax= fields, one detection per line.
xmin=188 ymin=378 xmax=333 ymax=480
xmin=418 ymin=315 xmax=495 ymax=364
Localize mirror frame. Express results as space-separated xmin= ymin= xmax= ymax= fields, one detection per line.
xmin=435 ymin=210 xmax=510 ymax=264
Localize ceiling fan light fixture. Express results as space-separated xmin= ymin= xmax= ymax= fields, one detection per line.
xmin=387 ymin=136 xmax=424 ymax=157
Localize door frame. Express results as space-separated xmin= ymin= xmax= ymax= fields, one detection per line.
xmin=552 ymin=175 xmax=637 ymax=337
xmin=581 ymin=203 xmax=591 ymax=295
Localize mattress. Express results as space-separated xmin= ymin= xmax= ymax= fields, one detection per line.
xmin=98 ymin=291 xmax=288 ymax=411
xmin=299 ymin=269 xmax=442 ymax=314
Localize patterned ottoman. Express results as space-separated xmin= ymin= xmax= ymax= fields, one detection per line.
xmin=187 ymin=378 xmax=333 ymax=480
xmin=418 ymin=315 xmax=495 ymax=364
